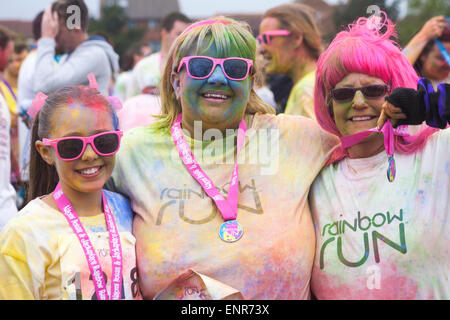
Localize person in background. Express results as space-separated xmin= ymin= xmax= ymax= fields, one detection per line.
xmin=0 ymin=25 xmax=18 ymax=231
xmin=266 ymin=74 xmax=293 ymax=114
xmin=117 ymin=74 xmax=162 ymax=132
xmin=0 ymin=42 xmax=29 ymax=208
xmin=127 ymin=12 xmax=191 ymax=98
xmin=113 ymin=42 xmax=152 ymax=103
xmin=259 ymin=3 xmax=321 ymax=118
xmin=33 ymin=0 xmax=119 ymax=95
xmin=403 ymin=16 xmax=450 ymax=89
xmin=17 ymin=11 xmax=46 ymax=207
xmin=253 ymin=43 xmax=277 ymax=111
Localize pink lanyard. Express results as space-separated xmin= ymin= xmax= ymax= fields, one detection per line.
xmin=170 ymin=113 xmax=247 ymax=242
xmin=53 ymin=183 xmax=123 ymax=300
xmin=339 ymin=122 xmax=410 ymax=182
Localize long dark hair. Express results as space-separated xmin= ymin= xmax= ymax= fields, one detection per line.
xmin=27 ymin=86 xmax=118 ymax=202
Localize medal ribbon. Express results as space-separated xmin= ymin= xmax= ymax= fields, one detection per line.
xmin=170 ymin=113 xmax=247 ymax=221
xmin=53 ymin=183 xmax=123 ymax=300
xmin=339 ymin=122 xmax=410 ymax=181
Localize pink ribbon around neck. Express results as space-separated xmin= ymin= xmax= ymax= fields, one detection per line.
xmin=339 ymin=121 xmax=410 ymax=156
xmin=53 ymin=182 xmax=123 ymax=300
xmin=27 ymin=73 xmax=123 ymax=119
xmin=170 ymin=113 xmax=247 ymax=221
xmin=339 ymin=122 xmax=410 ymax=182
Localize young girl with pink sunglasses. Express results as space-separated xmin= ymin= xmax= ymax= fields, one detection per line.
xmin=0 ymin=83 xmax=141 ymax=300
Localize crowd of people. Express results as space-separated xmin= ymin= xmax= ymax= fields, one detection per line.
xmin=0 ymin=0 xmax=448 ymax=300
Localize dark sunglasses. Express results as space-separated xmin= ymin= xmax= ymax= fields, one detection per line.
xmin=331 ymin=84 xmax=389 ymax=103
xmin=43 ymin=131 xmax=123 ymax=161
xmin=177 ymin=56 xmax=253 ymax=81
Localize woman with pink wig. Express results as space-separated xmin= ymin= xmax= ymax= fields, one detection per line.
xmin=309 ymin=14 xmax=449 ymax=299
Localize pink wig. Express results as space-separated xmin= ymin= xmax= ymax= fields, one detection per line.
xmin=314 ymin=14 xmax=439 ymax=164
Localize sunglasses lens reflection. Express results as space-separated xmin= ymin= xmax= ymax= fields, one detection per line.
xmin=94 ymin=133 xmax=120 ymax=154
xmin=188 ymin=58 xmax=214 ymax=78
xmin=332 ymin=85 xmax=388 ymax=102
xmin=223 ymin=59 xmax=248 ymax=79
xmin=57 ymin=139 xmax=84 ymax=159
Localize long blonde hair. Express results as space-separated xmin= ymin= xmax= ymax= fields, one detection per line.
xmin=155 ymin=16 xmax=274 ymax=129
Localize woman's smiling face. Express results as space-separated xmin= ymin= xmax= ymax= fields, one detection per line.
xmin=172 ymin=42 xmax=254 ymax=133
xmin=332 ymin=73 xmax=388 ymax=136
xmin=37 ymin=102 xmax=116 ymax=195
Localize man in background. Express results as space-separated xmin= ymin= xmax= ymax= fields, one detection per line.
xmin=127 ymin=12 xmax=191 ymax=98
xmin=33 ymin=0 xmax=119 ymax=95
xmin=113 ymin=42 xmax=151 ymax=102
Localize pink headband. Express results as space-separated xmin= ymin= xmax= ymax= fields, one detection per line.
xmin=174 ymin=19 xmax=232 ymax=53
xmin=27 ymin=73 xmax=122 ymax=119
xmin=179 ymin=19 xmax=231 ymax=38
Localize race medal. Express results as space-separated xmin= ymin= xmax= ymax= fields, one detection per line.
xmin=219 ymin=220 xmax=243 ymax=243
xmin=387 ymin=155 xmax=396 ymax=182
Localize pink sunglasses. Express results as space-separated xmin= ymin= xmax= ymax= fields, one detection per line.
xmin=43 ymin=131 xmax=123 ymax=161
xmin=257 ymin=30 xmax=291 ymax=45
xmin=177 ymin=56 xmax=253 ymax=81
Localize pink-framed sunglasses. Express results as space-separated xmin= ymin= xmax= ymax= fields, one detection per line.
xmin=257 ymin=30 xmax=291 ymax=45
xmin=43 ymin=131 xmax=123 ymax=161
xmin=177 ymin=56 xmax=254 ymax=81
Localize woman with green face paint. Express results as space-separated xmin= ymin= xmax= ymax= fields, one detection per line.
xmin=310 ymin=14 xmax=449 ymax=299
xmin=109 ymin=17 xmax=340 ymax=300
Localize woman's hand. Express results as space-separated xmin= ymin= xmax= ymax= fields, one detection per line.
xmin=377 ymin=101 xmax=407 ymax=130
xmin=402 ymin=16 xmax=448 ymax=65
xmin=41 ymin=6 xmax=59 ymax=39
xmin=417 ymin=16 xmax=448 ymax=41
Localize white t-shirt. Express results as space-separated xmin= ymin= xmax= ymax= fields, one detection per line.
xmin=128 ymin=52 xmax=162 ymax=98
xmin=309 ymin=129 xmax=450 ymax=299
xmin=0 ymin=94 xmax=18 ymax=231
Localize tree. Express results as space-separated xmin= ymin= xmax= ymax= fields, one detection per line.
xmin=88 ymin=5 xmax=145 ymax=59
xmin=396 ymin=0 xmax=450 ymax=46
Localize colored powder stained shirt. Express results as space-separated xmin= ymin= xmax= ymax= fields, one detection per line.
xmin=111 ymin=113 xmax=340 ymax=299
xmin=309 ymin=129 xmax=450 ymax=299
xmin=0 ymin=191 xmax=141 ymax=300
xmin=284 ymin=71 xmax=316 ymax=119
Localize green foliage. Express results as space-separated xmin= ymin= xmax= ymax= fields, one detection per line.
xmin=88 ymin=5 xmax=146 ymax=58
xmin=396 ymin=0 xmax=450 ymax=46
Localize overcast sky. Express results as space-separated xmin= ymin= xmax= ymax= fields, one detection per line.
xmin=0 ymin=0 xmax=406 ymax=21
